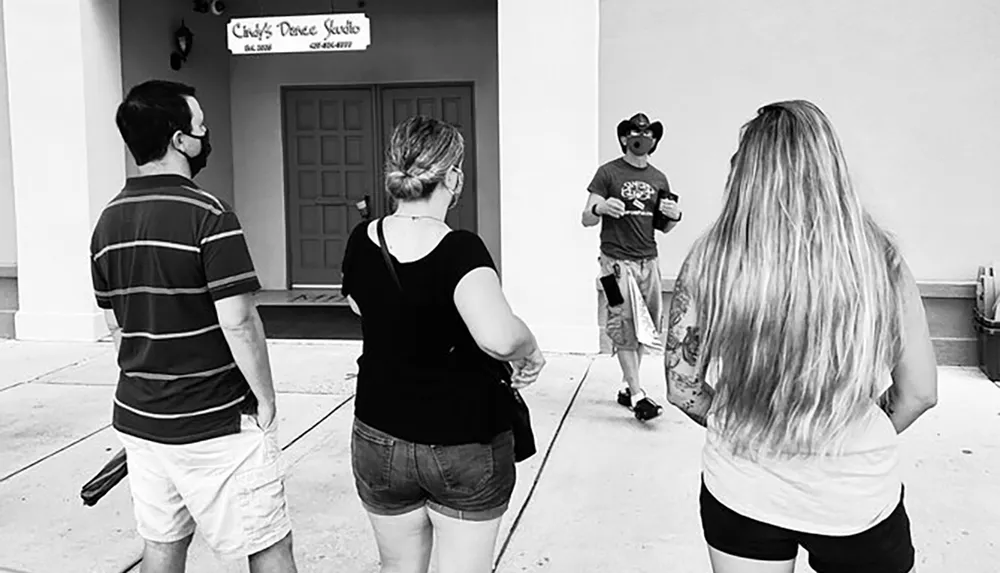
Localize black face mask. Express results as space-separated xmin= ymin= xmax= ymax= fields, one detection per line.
xmin=182 ymin=128 xmax=211 ymax=178
xmin=626 ymin=135 xmax=654 ymax=156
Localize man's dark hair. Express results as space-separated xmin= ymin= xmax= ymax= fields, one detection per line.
xmin=116 ymin=80 xmax=198 ymax=166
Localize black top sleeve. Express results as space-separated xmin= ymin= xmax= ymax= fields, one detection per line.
xmin=341 ymin=222 xmax=366 ymax=298
xmin=440 ymin=230 xmax=498 ymax=295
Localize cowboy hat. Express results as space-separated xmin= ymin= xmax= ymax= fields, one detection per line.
xmin=617 ymin=112 xmax=664 ymax=154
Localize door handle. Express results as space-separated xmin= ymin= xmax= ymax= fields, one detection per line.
xmin=314 ymin=197 xmax=339 ymax=205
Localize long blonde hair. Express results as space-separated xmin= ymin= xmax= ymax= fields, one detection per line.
xmin=685 ymin=100 xmax=904 ymax=459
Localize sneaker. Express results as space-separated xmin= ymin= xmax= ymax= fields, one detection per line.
xmin=617 ymin=387 xmax=633 ymax=408
xmin=633 ymin=397 xmax=663 ymax=421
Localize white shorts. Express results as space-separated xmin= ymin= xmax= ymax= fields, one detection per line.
xmin=116 ymin=415 xmax=292 ymax=560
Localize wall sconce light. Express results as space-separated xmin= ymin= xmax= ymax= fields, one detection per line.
xmin=170 ymin=20 xmax=194 ymax=71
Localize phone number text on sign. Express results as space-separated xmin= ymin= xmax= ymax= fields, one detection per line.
xmin=228 ymin=13 xmax=370 ymax=54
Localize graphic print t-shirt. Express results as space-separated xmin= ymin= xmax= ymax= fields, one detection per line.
xmin=587 ymin=158 xmax=672 ymax=260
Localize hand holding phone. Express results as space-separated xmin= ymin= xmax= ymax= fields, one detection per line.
xmin=653 ymin=189 xmax=681 ymax=230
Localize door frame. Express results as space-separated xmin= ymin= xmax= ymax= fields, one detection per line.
xmin=279 ymin=81 xmax=478 ymax=289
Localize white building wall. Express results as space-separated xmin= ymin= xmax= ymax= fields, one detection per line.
xmin=4 ymin=0 xmax=125 ymax=341
xmin=601 ymin=0 xmax=1000 ymax=283
xmin=498 ymin=0 xmax=601 ymax=353
xmin=0 ymin=0 xmax=16 ymax=269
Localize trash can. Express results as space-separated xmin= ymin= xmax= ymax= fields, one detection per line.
xmin=974 ymin=310 xmax=1000 ymax=382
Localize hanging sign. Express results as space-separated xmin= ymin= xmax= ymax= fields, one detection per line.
xmin=227 ymin=13 xmax=370 ymax=55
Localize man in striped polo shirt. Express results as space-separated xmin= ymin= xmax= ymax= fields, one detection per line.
xmin=91 ymin=80 xmax=297 ymax=572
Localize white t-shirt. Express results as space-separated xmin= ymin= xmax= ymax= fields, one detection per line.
xmin=702 ymin=385 xmax=901 ymax=536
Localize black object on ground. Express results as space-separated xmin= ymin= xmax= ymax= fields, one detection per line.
xmin=80 ymin=448 xmax=128 ymax=507
xmin=258 ymin=306 xmax=362 ymax=340
xmin=974 ymin=310 xmax=1000 ymax=382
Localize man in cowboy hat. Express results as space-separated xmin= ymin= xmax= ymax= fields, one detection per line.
xmin=581 ymin=112 xmax=682 ymax=421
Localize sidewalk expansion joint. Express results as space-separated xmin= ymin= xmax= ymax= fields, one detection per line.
xmin=493 ymin=356 xmax=596 ymax=571
xmin=283 ymin=394 xmax=355 ymax=455
xmin=0 ymin=423 xmax=111 ymax=484
xmin=0 ymin=352 xmax=107 ymax=395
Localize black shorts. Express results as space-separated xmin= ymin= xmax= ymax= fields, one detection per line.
xmin=700 ymin=481 xmax=915 ymax=573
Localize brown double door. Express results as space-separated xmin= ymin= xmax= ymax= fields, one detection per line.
xmin=283 ymin=84 xmax=476 ymax=288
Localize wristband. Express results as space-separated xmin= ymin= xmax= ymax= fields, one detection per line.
xmin=591 ymin=203 xmax=600 ymax=217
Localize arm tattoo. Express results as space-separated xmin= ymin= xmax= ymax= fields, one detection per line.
xmin=668 ymin=370 xmax=714 ymax=428
xmin=681 ymin=326 xmax=700 ymax=366
xmin=665 ymin=267 xmax=713 ymax=427
xmin=664 ymin=329 xmax=681 ymax=368
xmin=669 ymin=369 xmax=703 ymax=390
xmin=666 ymin=274 xmax=694 ymax=367
xmin=668 ymin=288 xmax=691 ymax=330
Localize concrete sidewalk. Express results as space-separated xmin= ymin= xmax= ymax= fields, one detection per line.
xmin=0 ymin=340 xmax=998 ymax=573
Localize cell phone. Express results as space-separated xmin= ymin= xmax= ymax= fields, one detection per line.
xmin=600 ymin=273 xmax=625 ymax=307
xmin=653 ymin=189 xmax=680 ymax=231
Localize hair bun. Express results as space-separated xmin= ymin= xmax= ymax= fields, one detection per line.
xmin=385 ymin=170 xmax=424 ymax=201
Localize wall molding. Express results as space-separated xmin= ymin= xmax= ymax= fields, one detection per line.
xmin=916 ymin=281 xmax=977 ymax=299
xmin=0 ymin=271 xmax=16 ymax=339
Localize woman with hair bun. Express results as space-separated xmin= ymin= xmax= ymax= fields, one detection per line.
xmin=340 ymin=115 xmax=546 ymax=573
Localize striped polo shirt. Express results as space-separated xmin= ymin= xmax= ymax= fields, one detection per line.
xmin=90 ymin=174 xmax=262 ymax=445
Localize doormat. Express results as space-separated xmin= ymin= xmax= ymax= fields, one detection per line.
xmin=259 ymin=306 xmax=362 ymax=340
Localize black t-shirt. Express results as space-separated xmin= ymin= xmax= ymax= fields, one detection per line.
xmin=587 ymin=158 xmax=672 ymax=260
xmin=341 ymin=221 xmax=511 ymax=445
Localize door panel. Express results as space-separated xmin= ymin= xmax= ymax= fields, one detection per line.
xmin=284 ymin=89 xmax=375 ymax=287
xmin=379 ymin=86 xmax=477 ymax=233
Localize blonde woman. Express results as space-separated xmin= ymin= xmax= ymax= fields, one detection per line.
xmin=340 ymin=115 xmax=546 ymax=573
xmin=664 ymin=101 xmax=938 ymax=573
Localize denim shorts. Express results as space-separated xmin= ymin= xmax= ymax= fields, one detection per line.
xmin=351 ymin=418 xmax=516 ymax=521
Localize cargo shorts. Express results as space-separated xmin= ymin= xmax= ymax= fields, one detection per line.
xmin=116 ymin=415 xmax=291 ymax=560
xmin=599 ymin=254 xmax=663 ymax=352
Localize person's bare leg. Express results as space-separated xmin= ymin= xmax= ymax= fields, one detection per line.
xmin=707 ymin=547 xmax=796 ymax=573
xmin=617 ymin=348 xmax=642 ymax=396
xmin=140 ymin=535 xmax=193 ymax=573
xmin=367 ymin=507 xmax=433 ymax=573
xmin=248 ymin=531 xmax=298 ymax=573
xmin=429 ymin=510 xmax=503 ymax=573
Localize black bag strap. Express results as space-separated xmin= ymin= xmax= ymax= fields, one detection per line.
xmin=376 ymin=217 xmax=403 ymax=294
